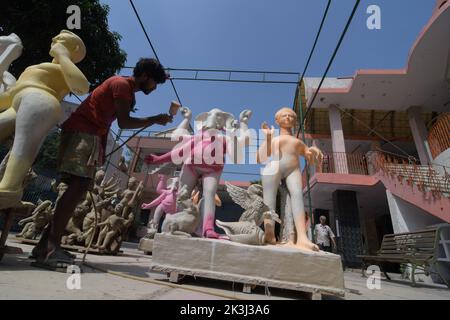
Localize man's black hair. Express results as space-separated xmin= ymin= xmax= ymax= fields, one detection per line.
xmin=133 ymin=58 xmax=167 ymax=84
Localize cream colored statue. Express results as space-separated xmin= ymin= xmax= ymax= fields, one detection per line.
xmin=0 ymin=33 xmax=23 ymax=93
xmin=16 ymin=200 xmax=53 ymax=239
xmin=95 ymin=203 xmax=135 ymax=254
xmin=63 ymin=203 xmax=90 ymax=244
xmin=81 ymin=197 xmax=112 ymax=247
xmin=51 ymin=180 xmax=68 ymax=209
xmin=257 ymin=108 xmax=323 ymax=251
xmin=0 ymin=30 xmax=89 ymax=209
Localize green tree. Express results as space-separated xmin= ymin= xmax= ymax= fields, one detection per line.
xmin=0 ymin=0 xmax=127 ymax=90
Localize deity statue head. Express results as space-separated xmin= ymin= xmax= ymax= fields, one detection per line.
xmin=50 ymin=30 xmax=86 ymax=63
xmin=275 ymin=108 xmax=297 ymax=129
xmin=114 ymin=202 xmax=124 ymax=215
xmin=195 ymin=108 xmax=236 ymax=131
xmin=127 ymin=177 xmax=138 ymax=189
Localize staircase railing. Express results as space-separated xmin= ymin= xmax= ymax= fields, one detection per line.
xmin=373 ymin=151 xmax=450 ymax=199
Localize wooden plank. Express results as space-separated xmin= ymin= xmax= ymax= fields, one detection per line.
xmin=242 ymin=284 xmax=253 ymax=294
xmin=169 ymin=272 xmax=180 ymax=283
xmin=382 ymin=239 xmax=436 ymax=246
xmin=382 ymin=229 xmax=437 ymax=238
xmin=153 ymin=264 xmax=343 ymax=298
xmin=152 ymin=234 xmax=346 ymax=298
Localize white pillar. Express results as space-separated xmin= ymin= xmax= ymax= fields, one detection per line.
xmin=328 ymin=105 xmax=348 ymax=174
xmin=407 ymin=106 xmax=432 ymax=165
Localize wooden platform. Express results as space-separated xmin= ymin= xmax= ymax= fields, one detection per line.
xmin=151 ymin=234 xmax=346 ymax=299
xmin=138 ymin=238 xmax=153 ymax=255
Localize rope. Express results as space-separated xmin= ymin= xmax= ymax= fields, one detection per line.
xmin=292 ymin=0 xmax=332 ymax=239
xmin=292 ymin=0 xmax=332 ymax=111
xmin=129 ymin=0 xmax=183 ymax=106
xmin=302 ymin=0 xmax=361 ymax=127
xmin=83 ymin=262 xmax=247 ymax=300
xmin=82 ymin=191 xmax=99 ymax=264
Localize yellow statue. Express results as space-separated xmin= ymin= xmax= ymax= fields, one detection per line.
xmin=258 ymin=107 xmax=323 ymax=251
xmin=0 ymin=30 xmax=89 ymax=209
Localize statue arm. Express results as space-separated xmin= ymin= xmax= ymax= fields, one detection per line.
xmin=257 ymin=139 xmax=272 ymax=164
xmin=0 ymin=91 xmax=12 ymax=111
xmin=104 ymin=189 xmax=120 ymax=197
xmin=172 ymin=107 xmax=193 ymax=139
xmin=103 ymin=176 xmax=117 ymax=190
xmin=145 ymin=137 xmax=192 ymax=165
xmin=56 ymin=54 xmax=89 ymax=95
xmin=142 ymin=193 xmax=165 ymax=210
xmin=299 ymin=142 xmax=323 ymax=167
xmin=257 ymin=123 xmax=274 ymax=164
xmin=18 ymin=216 xmax=34 ymax=225
xmin=0 ymin=43 xmax=22 ymax=75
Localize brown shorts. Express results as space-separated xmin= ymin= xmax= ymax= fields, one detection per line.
xmin=57 ymin=130 xmax=103 ymax=184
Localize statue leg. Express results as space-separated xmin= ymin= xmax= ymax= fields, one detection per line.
xmin=0 ymin=89 xmax=61 ymax=207
xmin=101 ymin=231 xmax=117 ymax=251
xmin=152 ymin=206 xmax=165 ymax=228
xmin=178 ymin=165 xmax=199 ymax=204
xmin=0 ymin=107 xmax=16 ymax=143
xmin=96 ymin=226 xmax=108 ymax=249
xmin=261 ymin=168 xmax=282 ymax=245
xmin=201 ymin=172 xmax=221 ymax=239
xmin=17 ymin=222 xmax=32 ymax=238
xmin=285 ymin=169 xmax=319 ymax=252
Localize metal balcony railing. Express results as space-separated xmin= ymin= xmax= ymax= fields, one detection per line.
xmin=373 ymin=151 xmax=450 ymax=198
xmin=319 ymin=152 xmax=369 ymax=175
xmin=302 ymin=152 xmax=369 ymax=187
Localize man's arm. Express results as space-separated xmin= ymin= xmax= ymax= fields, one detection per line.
xmin=114 ymin=99 xmax=172 ymax=130
xmin=328 ymin=226 xmax=337 ymax=249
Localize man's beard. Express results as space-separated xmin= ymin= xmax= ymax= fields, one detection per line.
xmin=140 ymin=82 xmax=151 ymax=95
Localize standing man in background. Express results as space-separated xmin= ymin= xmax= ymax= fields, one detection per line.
xmin=314 ymin=216 xmax=337 ymax=252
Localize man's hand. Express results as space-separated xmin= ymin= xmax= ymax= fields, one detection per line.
xmin=151 ymin=114 xmax=173 ymax=126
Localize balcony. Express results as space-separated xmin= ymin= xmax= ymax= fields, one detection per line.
xmin=319 ymin=152 xmax=369 ymax=175
xmin=302 ymin=152 xmax=370 ymax=188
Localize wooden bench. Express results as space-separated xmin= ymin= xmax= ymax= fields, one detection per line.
xmin=358 ymin=226 xmax=450 ymax=288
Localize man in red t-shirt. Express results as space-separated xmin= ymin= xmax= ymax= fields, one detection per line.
xmin=33 ymin=58 xmax=173 ymax=266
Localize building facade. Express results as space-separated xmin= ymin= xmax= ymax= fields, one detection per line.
xmin=297 ymin=0 xmax=450 ymax=268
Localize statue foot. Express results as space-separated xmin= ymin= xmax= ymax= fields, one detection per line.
xmin=263 ymin=235 xmax=277 ymax=245
xmin=0 ymin=189 xmax=23 ymax=210
xmin=204 ymin=229 xmax=222 ymax=239
xmin=281 ymin=239 xmax=320 ymax=252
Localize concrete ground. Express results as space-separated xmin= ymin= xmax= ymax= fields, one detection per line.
xmin=1 ymin=236 xmax=449 ymax=300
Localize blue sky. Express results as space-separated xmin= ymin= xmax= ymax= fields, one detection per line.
xmin=91 ymin=0 xmax=435 ymax=181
